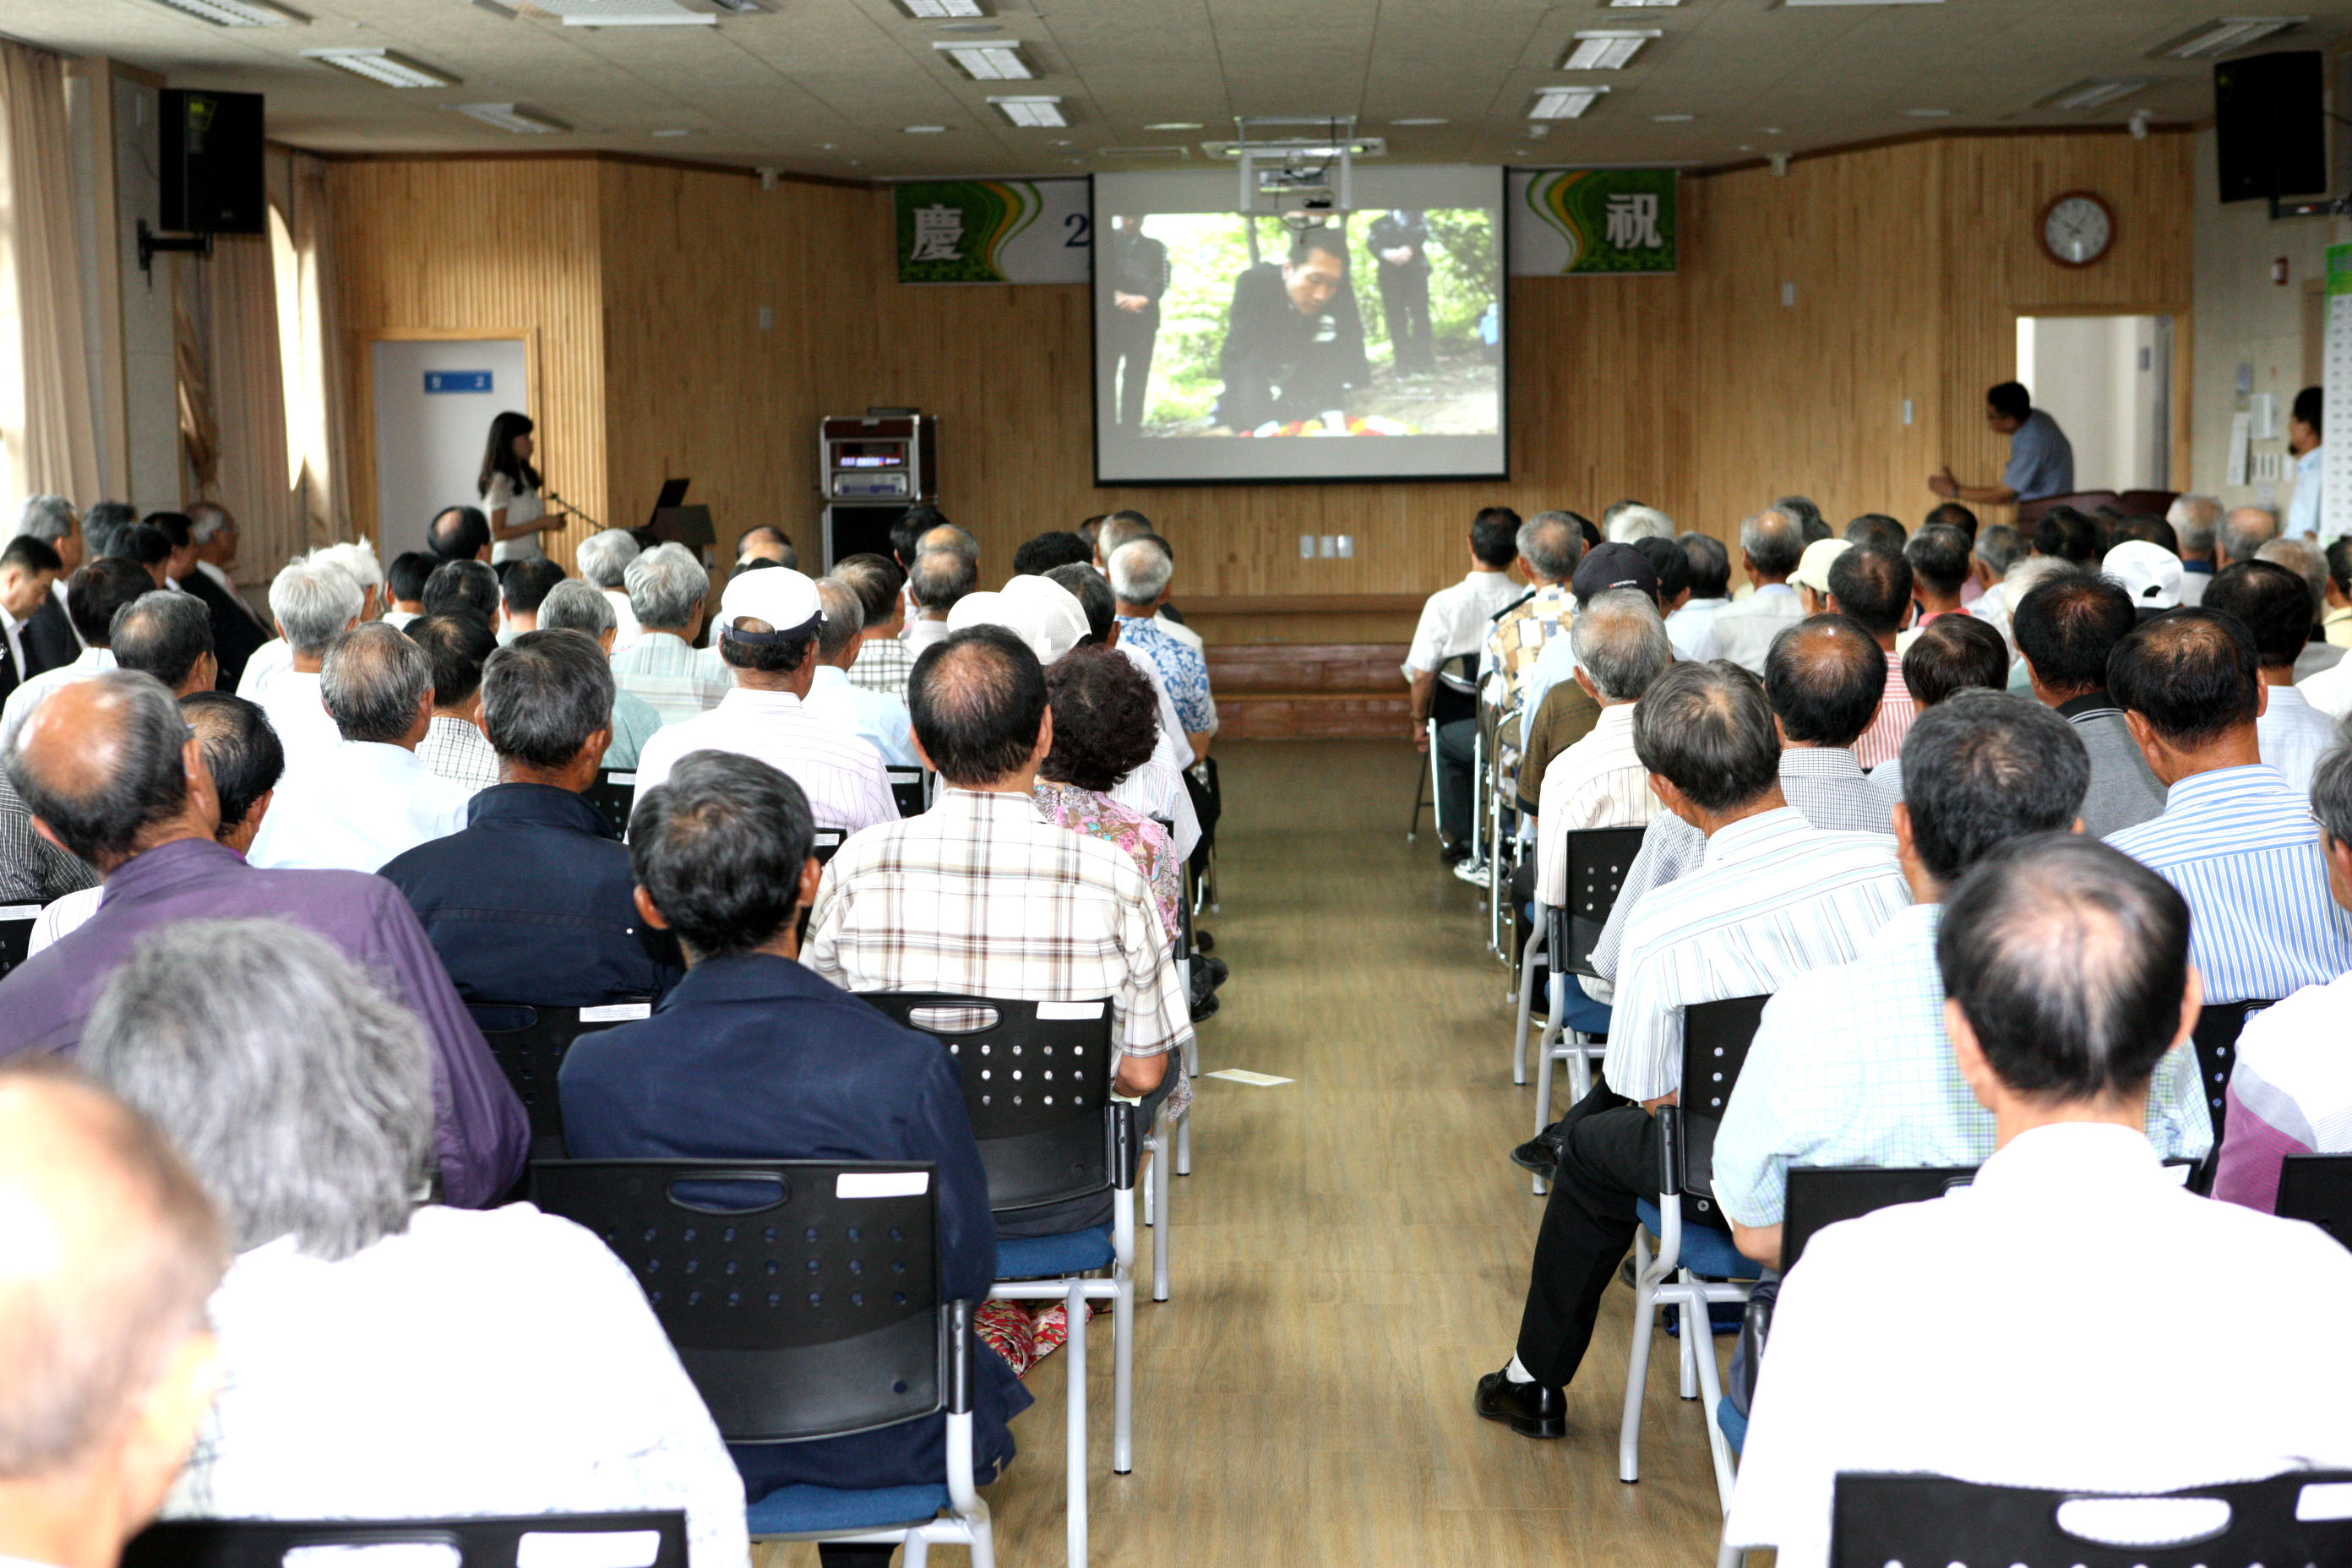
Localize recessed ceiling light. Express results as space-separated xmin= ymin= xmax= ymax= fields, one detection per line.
xmin=1650 ymin=112 xmax=1695 ymax=122
xmin=1143 ymin=121 xmax=1202 ymax=131
xmin=903 ymin=124 xmax=949 ymax=133
xmin=1391 ymin=117 xmax=1448 ymax=126
xmin=1904 ymin=106 xmax=1952 ymax=117
xmin=301 ymin=48 xmax=459 ymax=87
xmin=1561 ymin=29 xmax=1659 ymax=68
xmin=896 ymin=0 xmax=988 ymax=15
xmin=937 ymin=20 xmax=1000 ymax=33
xmin=446 ymin=102 xmax=569 ymax=133
xmin=2042 ymin=78 xmax=2151 ymax=111
xmin=650 ymin=127 xmax=703 ymax=137
xmin=1736 ymin=143 xmax=1754 ymax=150
xmin=1760 ymin=126 xmax=1783 ymax=133
xmin=146 ymin=0 xmax=308 ymax=24
xmin=935 ymin=41 xmax=1034 ymax=79
xmin=990 ymin=95 xmax=1066 ymax=128
xmin=1608 ymin=0 xmax=1680 ymax=7
xmin=2153 ymin=16 xmax=2303 ymax=58
xmin=1530 ymin=86 xmax=1608 ymax=119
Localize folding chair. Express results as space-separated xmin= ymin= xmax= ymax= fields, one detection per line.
xmin=123 ymin=1512 xmax=689 ymax=1568
xmin=530 ymin=1159 xmax=993 ymax=1567
xmin=1780 ymin=1163 xmax=1976 ymax=1273
xmin=584 ymin=770 xmax=637 ymax=837
xmin=1410 ymin=652 xmax=1479 ymax=844
xmin=2191 ymin=999 xmax=2274 ymax=1145
xmin=0 ymin=906 xmax=38 ymax=979
xmin=862 ymin=993 xmax=1137 ymax=1568
xmin=1485 ymin=703 xmax=1524 ymax=963
xmin=1622 ymin=994 xmax=1771 ymax=1509
xmin=888 ymin=767 xmax=928 ymax=819
xmin=1523 ymin=826 xmax=1646 ymax=1195
xmin=2278 ymin=1152 xmax=2352 ymax=1250
xmin=466 ymin=1001 xmax=651 ymax=1158
xmin=1139 ymin=815 xmax=1195 ymax=1304
xmin=794 ymin=830 xmax=847 ymax=947
xmin=1827 ymin=1469 xmax=2352 ymax=1568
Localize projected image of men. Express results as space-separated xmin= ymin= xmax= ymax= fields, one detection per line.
xmin=1211 ymin=226 xmax=1368 ymax=433
xmin=1102 ymin=215 xmax=1169 ymax=430
xmin=1369 ymin=209 xmax=1434 ymax=376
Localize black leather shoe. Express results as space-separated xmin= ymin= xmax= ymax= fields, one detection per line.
xmin=1440 ymin=840 xmax=1473 ymax=867
xmin=1474 ymin=1367 xmax=1566 ymax=1438
xmin=1510 ymin=1119 xmax=1569 ymax=1175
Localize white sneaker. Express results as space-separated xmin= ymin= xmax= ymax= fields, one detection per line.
xmin=1452 ymin=857 xmax=1492 ymax=886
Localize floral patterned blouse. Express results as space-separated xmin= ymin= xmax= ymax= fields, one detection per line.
xmin=1033 ymin=780 xmax=1183 ymax=940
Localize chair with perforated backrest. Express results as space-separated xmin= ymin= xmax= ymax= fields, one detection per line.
xmin=887 ymin=767 xmax=928 ymax=819
xmin=1621 ymin=994 xmax=1772 ymax=1510
xmin=1781 ymin=1163 xmax=1977 ymax=1275
xmin=527 ymin=1159 xmax=992 ymax=1565
xmin=466 ymin=1002 xmax=651 ymax=1157
xmin=1410 ymin=651 xmax=1480 ymax=843
xmin=860 ymin=992 xmax=1136 ymax=1568
xmin=585 ymin=770 xmax=637 ymax=837
xmin=0 ymin=906 xmax=37 ymax=980
xmin=122 ymin=1512 xmax=691 ymax=1568
xmin=1139 ymin=814 xmax=1192 ymax=1306
xmin=2278 ymin=1152 xmax=2352 ymax=1251
xmin=2191 ymin=999 xmax=2273 ymax=1146
xmin=1522 ymin=826 xmax=1650 ymax=1193
xmin=1827 ymin=1469 xmax=2352 ymax=1568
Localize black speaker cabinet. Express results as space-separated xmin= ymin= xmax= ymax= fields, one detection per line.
xmin=160 ymin=90 xmax=265 ymax=235
xmin=2214 ymin=52 xmax=2328 ymax=204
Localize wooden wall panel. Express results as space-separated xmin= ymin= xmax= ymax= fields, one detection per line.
xmin=327 ymin=160 xmax=605 ymax=563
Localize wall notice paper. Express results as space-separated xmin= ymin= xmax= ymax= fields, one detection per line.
xmin=1508 ymin=169 xmax=1678 ymax=276
xmin=2228 ymin=411 xmax=2253 ymax=488
xmin=896 ymin=178 xmax=1090 ymax=285
xmin=2325 ymin=243 xmax=2352 ymax=537
xmin=1205 ymin=1069 xmax=1293 ymax=1087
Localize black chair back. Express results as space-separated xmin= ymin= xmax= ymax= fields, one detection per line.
xmin=887 ymin=767 xmax=927 ymax=819
xmin=1782 ymin=1164 xmax=1976 ymax=1272
xmin=1657 ymin=994 xmax=1772 ymax=1228
xmin=2278 ymin=1152 xmax=2352 ymax=1251
xmin=466 ymin=1002 xmax=650 ymax=1152
xmin=1831 ymin=1469 xmax=2352 ymax=1568
xmin=123 ymin=1514 xmax=689 ymax=1568
xmin=1556 ymin=826 xmax=1649 ymax=977
xmin=862 ymin=993 xmax=1135 ymax=1212
xmin=811 ymin=827 xmax=846 ymax=867
xmin=0 ymin=907 xmax=37 ymax=978
xmin=532 ymin=1158 xmax=946 ymax=1442
xmin=1429 ymin=651 xmax=1479 ymax=728
xmin=2191 ymin=999 xmax=2273 ymax=1140
xmin=585 ymin=770 xmax=637 ymax=837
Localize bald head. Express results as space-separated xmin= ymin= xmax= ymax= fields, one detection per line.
xmin=1096 ymin=514 xmax=1153 ymax=565
xmin=0 ymin=1064 xmax=221 ymax=1518
xmin=908 ymin=625 xmax=1048 ymax=787
xmin=1766 ymin=616 xmax=1887 ymax=749
xmin=918 ymin=524 xmax=979 ymax=564
xmin=2220 ymin=506 xmax=2279 ymax=567
xmin=1739 ymin=507 xmax=1805 ymax=582
xmin=8 ymin=672 xmax=208 ymax=868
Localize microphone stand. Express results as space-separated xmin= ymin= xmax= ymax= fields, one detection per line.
xmin=544 ymin=490 xmax=602 ymax=530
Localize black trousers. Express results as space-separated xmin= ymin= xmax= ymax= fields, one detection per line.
xmin=1436 ymin=717 xmax=1478 ymax=846
xmin=1377 ymin=265 xmax=1434 ymax=373
xmin=818 ymin=1547 xmax=894 ymax=1567
xmin=1514 ymin=1082 xmax=1721 ymax=1391
xmin=1104 ymin=309 xmax=1158 ymax=427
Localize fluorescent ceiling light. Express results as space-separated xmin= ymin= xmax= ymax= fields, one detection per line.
xmin=302 ymin=48 xmax=460 ymax=88
xmin=991 ymin=95 xmax=1066 ymax=128
xmin=903 ymin=125 xmax=948 ymax=133
xmin=1608 ymin=0 xmax=1681 ymax=7
xmin=447 ymin=102 xmax=570 ymax=133
xmin=1529 ymin=86 xmax=1608 ymax=119
xmin=1904 ymin=106 xmax=1952 ymax=116
xmin=650 ymin=127 xmax=702 ymax=136
xmin=1391 ymin=117 xmax=1448 ymax=126
xmin=1562 ymin=30 xmax=1658 ymax=68
xmin=1097 ymin=144 xmax=1190 ymax=158
xmin=1650 ymin=112 xmax=1695 ymax=122
xmin=147 ymin=0 xmax=308 ymax=24
xmin=897 ymin=0 xmax=989 ymax=14
xmin=704 ymin=0 xmax=765 ymax=11
xmin=2153 ymin=16 xmax=2303 ymax=57
xmin=1781 ymin=0 xmax=1941 ymax=6
xmin=2041 ymin=78 xmax=2151 ymax=110
xmin=1143 ymin=121 xmax=1201 ymax=131
xmin=533 ymin=0 xmax=713 ymax=24
xmin=935 ymin=41 xmax=1033 ymax=79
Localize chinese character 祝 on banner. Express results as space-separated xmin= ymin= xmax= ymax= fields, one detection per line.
xmin=1603 ymin=193 xmax=1663 ymax=251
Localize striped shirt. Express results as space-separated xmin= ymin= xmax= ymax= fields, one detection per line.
xmin=608 ymin=631 xmax=730 ymax=727
xmin=1849 ymin=649 xmax=1916 ymax=770
xmin=848 ymin=634 xmax=914 ymax=703
xmin=1712 ymin=902 xmax=2212 ymax=1228
xmin=1603 ymin=807 xmax=1910 ymax=1102
xmin=1534 ymin=703 xmax=1661 ymax=907
xmin=2106 ymin=763 xmax=2352 ymax=1004
xmin=417 ymin=714 xmax=499 ymax=793
xmin=629 ymin=687 xmax=897 ymax=833
xmin=806 ymin=787 xmax=1193 ymax=1077
xmin=2256 ymin=683 xmax=2339 ymax=794
xmin=1588 ymin=747 xmax=1894 ymax=984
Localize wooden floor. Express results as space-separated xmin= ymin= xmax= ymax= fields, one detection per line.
xmin=761 ymin=740 xmax=1732 ymax=1567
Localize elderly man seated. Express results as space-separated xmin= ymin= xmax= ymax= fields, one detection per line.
xmin=80 ymin=919 xmax=746 ymax=1568
xmin=1723 ymin=836 xmax=2352 ymax=1568
xmin=0 ymin=670 xmax=524 ymax=1205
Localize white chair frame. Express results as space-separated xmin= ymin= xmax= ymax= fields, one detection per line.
xmin=1620 ymin=1190 xmax=1745 ymax=1515
xmin=754 ymin=1402 xmax=996 ymax=1568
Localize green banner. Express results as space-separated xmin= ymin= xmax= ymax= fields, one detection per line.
xmin=894 ymin=179 xmax=1089 ymax=285
xmin=2328 ymin=242 xmax=2352 ymax=297
xmin=1511 ymin=169 xmax=1677 ymax=275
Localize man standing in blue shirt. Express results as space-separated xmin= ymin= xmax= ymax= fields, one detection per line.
xmin=1930 ymin=380 xmax=2076 ymax=508
xmin=2287 ymin=385 xmax=2325 ymax=539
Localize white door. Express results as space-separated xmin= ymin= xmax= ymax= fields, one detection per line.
xmin=2015 ymin=315 xmax=2170 ymax=493
xmin=371 ymin=338 xmax=529 ymax=560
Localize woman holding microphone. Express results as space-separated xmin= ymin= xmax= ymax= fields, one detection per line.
xmin=478 ymin=411 xmax=566 ymax=564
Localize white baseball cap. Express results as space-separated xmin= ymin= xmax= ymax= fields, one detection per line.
xmin=716 ymin=564 xmax=822 ymax=640
xmin=1788 ymin=537 xmax=1852 ymax=595
xmin=2102 ymin=541 xmax=2181 ymax=611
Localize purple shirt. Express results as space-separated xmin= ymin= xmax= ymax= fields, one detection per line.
xmin=0 ymin=836 xmax=527 ymax=1206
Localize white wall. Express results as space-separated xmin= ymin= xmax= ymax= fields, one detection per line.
xmin=111 ymin=75 xmax=178 ymax=514
xmin=2019 ymin=313 xmax=2168 ymax=493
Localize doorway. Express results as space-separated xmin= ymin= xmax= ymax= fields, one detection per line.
xmin=369 ymin=336 xmax=531 ymax=560
xmin=2015 ymin=314 xmax=2172 ymax=493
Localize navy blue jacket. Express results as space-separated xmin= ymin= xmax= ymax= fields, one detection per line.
xmin=558 ymin=952 xmax=1029 ymax=1497
xmin=378 ymin=783 xmax=681 ymax=1007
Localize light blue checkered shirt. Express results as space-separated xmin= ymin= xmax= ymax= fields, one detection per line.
xmin=2106 ymin=764 xmax=2352 ymax=1005
xmin=1712 ymin=902 xmax=2213 ymax=1228
xmin=609 ymin=631 xmax=732 ymax=727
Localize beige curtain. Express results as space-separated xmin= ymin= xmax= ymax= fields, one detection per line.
xmin=191 ymin=231 xmax=303 ymax=578
xmin=283 ymin=152 xmax=347 ymax=547
xmin=0 ymin=40 xmax=101 ymax=509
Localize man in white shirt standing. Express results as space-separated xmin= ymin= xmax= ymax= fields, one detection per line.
xmin=1404 ymin=505 xmax=1525 ymax=739
xmin=248 ymin=623 xmax=474 ymax=874
xmin=1724 ymin=835 xmax=2352 ymax=1568
xmin=803 ymin=576 xmax=917 ymax=767
xmin=250 ymin=556 xmax=362 ymax=776
xmin=630 ymin=567 xmax=896 ymax=833
xmin=2287 ymin=385 xmax=2325 ymax=540
xmin=1480 ymin=659 xmax=1911 ymax=1437
xmin=1702 ymin=508 xmax=1807 ymax=675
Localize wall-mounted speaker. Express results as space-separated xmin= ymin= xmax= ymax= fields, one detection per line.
xmin=160 ymin=89 xmax=265 ymax=235
xmin=2214 ymin=52 xmax=2328 ymax=204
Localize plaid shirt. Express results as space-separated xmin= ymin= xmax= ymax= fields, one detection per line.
xmin=609 ymin=631 xmax=731 ymax=727
xmin=849 ymin=634 xmax=915 ymax=702
xmin=1481 ymin=582 xmax=1573 ymax=710
xmin=418 ymin=715 xmax=499 ymax=793
xmin=807 ymin=787 xmax=1193 ymax=1081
